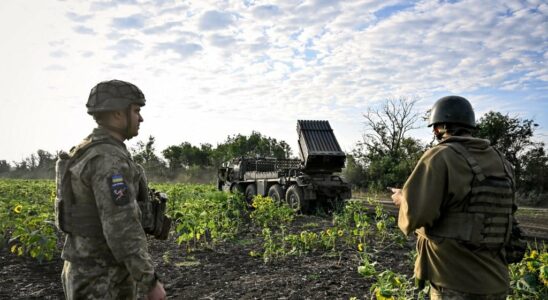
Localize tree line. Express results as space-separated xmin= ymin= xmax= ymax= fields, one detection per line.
xmin=343 ymin=98 xmax=547 ymax=206
xmin=0 ymin=131 xmax=292 ymax=183
xmin=1 ymin=98 xmax=546 ymax=205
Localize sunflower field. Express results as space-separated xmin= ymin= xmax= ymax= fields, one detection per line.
xmin=0 ymin=178 xmax=547 ymax=299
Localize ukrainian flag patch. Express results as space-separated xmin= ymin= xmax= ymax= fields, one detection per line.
xmin=109 ymin=174 xmax=129 ymax=206
xmin=112 ymin=174 xmax=124 ymax=184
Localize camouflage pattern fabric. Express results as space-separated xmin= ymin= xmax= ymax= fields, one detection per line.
xmin=61 ymin=127 xmax=157 ymax=298
xmin=430 ymin=284 xmax=507 ymax=300
xmin=62 ymin=260 xmax=136 ymax=300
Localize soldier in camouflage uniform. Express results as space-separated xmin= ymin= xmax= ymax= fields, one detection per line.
xmin=391 ymin=96 xmax=513 ymax=300
xmin=59 ymin=80 xmax=166 ymax=300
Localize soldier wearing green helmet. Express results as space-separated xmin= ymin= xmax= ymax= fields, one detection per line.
xmin=428 ymin=95 xmax=477 ymax=141
xmin=86 ymin=79 xmax=146 ymax=114
xmin=86 ymin=79 xmax=146 ymax=140
xmin=391 ymin=96 xmax=522 ymax=299
xmin=57 ymin=80 xmax=167 ymax=300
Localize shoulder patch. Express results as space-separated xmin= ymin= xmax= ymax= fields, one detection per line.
xmin=109 ymin=174 xmax=129 ymax=206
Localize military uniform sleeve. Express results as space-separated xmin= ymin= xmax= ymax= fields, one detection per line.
xmin=398 ymin=148 xmax=448 ymax=235
xmin=89 ymin=153 xmax=157 ymax=292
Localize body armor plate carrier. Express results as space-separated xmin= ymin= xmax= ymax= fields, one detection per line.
xmin=425 ymin=142 xmax=515 ymax=251
xmin=55 ymin=140 xmax=171 ymax=239
xmin=55 ymin=140 xmax=107 ymax=237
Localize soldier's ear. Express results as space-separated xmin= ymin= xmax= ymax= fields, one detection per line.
xmin=111 ymin=110 xmax=126 ymax=122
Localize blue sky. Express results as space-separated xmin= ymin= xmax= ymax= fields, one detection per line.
xmin=0 ymin=0 xmax=546 ymax=162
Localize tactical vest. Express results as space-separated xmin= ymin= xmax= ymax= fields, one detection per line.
xmin=56 ymin=137 xmax=166 ymax=239
xmin=425 ymin=142 xmax=514 ymax=250
xmin=55 ymin=138 xmax=124 ymax=237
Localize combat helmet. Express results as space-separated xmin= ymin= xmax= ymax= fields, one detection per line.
xmin=86 ymin=80 xmax=145 ymax=115
xmin=428 ymin=95 xmax=475 ymax=128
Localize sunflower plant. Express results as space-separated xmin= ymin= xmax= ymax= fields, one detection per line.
xmin=508 ymin=244 xmax=548 ymax=299
xmin=0 ymin=179 xmax=58 ymax=262
xmin=171 ymin=188 xmax=245 ymax=251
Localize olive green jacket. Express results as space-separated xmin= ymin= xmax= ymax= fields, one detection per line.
xmin=398 ymin=136 xmax=511 ymax=294
xmin=61 ymin=127 xmax=156 ymax=293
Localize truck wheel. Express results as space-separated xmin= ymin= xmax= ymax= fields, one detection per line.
xmin=245 ymin=184 xmax=257 ymax=202
xmin=230 ymin=184 xmax=243 ymax=194
xmin=285 ymin=185 xmax=307 ymax=213
xmin=268 ymin=184 xmax=284 ymax=203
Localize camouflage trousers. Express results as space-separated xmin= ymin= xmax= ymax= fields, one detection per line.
xmin=430 ymin=284 xmax=507 ymax=300
xmin=61 ymin=260 xmax=137 ymax=300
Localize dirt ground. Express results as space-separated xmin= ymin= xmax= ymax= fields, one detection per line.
xmin=0 ymin=215 xmax=414 ymax=300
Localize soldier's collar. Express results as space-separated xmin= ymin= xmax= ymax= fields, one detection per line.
xmin=92 ymin=127 xmax=127 ymax=148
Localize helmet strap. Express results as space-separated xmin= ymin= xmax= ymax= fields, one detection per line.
xmin=125 ymin=105 xmax=132 ymax=140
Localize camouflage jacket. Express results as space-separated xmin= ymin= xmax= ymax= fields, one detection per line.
xmin=398 ymin=136 xmax=511 ymax=294
xmin=61 ymin=127 xmax=156 ymax=292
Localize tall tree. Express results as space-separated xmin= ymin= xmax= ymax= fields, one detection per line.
xmin=342 ymin=155 xmax=367 ymax=189
xmin=361 ymin=97 xmax=422 ymax=158
xmin=162 ymin=142 xmax=211 ymax=170
xmin=214 ymin=131 xmax=293 ymax=164
xmin=355 ymin=97 xmax=425 ymax=190
xmin=520 ymin=147 xmax=548 ymax=195
xmin=36 ymin=149 xmax=55 ymax=171
xmin=0 ymin=160 xmax=10 ymax=174
xmin=131 ymin=135 xmax=167 ymax=179
xmin=132 ymin=136 xmax=162 ymax=165
xmin=476 ymin=111 xmax=546 ymax=193
xmin=162 ymin=144 xmax=185 ymax=171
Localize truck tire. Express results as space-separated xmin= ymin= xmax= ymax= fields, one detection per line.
xmin=285 ymin=185 xmax=307 ymax=213
xmin=268 ymin=184 xmax=284 ymax=203
xmin=230 ymin=184 xmax=243 ymax=194
xmin=245 ymin=184 xmax=257 ymax=202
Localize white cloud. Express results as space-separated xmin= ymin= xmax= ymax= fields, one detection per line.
xmin=65 ymin=12 xmax=93 ymax=23
xmin=155 ymin=40 xmax=203 ymax=58
xmin=0 ymin=0 xmax=546 ymax=162
xmin=73 ymin=25 xmax=96 ymax=35
xmin=109 ymin=38 xmax=143 ymax=58
xmin=111 ymin=14 xmax=147 ymax=30
xmin=199 ymin=10 xmax=237 ymax=31
xmin=252 ymin=4 xmax=282 ymax=19
xmin=209 ymin=34 xmax=237 ymax=48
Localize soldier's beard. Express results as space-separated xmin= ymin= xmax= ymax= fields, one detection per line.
xmin=434 ymin=127 xmax=447 ymax=142
xmin=126 ymin=127 xmax=138 ymax=140
xmin=435 ymin=133 xmax=444 ymax=142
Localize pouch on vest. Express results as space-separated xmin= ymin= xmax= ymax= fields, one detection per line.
xmin=504 ymin=215 xmax=527 ymax=264
xmin=150 ymin=190 xmax=172 ymax=240
xmin=55 ymin=151 xmax=72 ymax=233
xmin=137 ymin=170 xmax=172 ymax=240
xmin=137 ymin=172 xmax=155 ymax=232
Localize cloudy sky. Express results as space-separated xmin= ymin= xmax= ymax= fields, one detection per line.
xmin=0 ymin=0 xmax=546 ymax=163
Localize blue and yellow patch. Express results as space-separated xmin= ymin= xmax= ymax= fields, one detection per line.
xmin=109 ymin=174 xmax=129 ymax=206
